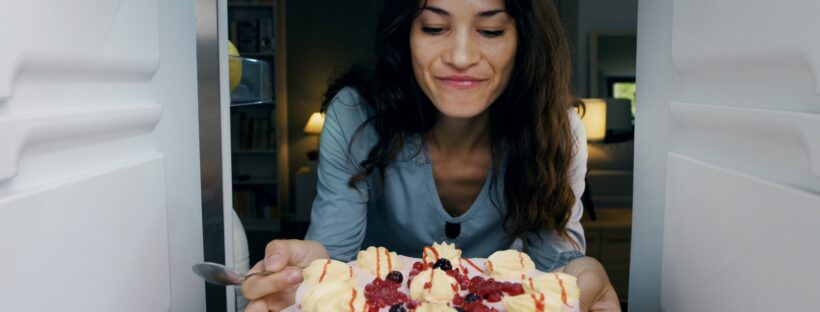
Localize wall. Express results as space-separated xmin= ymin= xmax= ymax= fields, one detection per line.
xmin=574 ymin=0 xmax=639 ymax=97
xmin=559 ymin=0 xmax=638 ymax=209
xmin=285 ymin=0 xmax=379 ymax=209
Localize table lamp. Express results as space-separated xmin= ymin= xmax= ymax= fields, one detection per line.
xmin=303 ymin=112 xmax=325 ymax=167
xmin=579 ymin=98 xmax=607 ymax=142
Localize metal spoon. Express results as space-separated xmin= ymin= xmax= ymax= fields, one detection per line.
xmin=192 ymin=262 xmax=275 ymax=286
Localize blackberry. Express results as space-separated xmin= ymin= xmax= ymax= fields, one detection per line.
xmin=454 ymin=308 xmax=466 ymax=312
xmin=386 ymin=271 xmax=403 ymax=284
xmin=432 ymin=258 xmax=452 ymax=271
xmin=464 ymin=292 xmax=481 ymax=303
xmin=389 ymin=303 xmax=406 ymax=312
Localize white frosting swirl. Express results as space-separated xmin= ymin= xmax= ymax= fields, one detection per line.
xmin=302 ymin=258 xmax=355 ymax=286
xmin=501 ymin=292 xmax=564 ymax=312
xmin=485 ymin=249 xmax=536 ymax=278
xmin=355 ymin=246 xmax=403 ymax=278
xmin=522 ymin=273 xmax=580 ymax=304
xmin=415 ymin=302 xmax=457 ymax=312
xmin=299 ymin=283 xmax=367 ymax=312
xmin=422 ymin=242 xmax=462 ymax=267
xmin=409 ymin=268 xmax=459 ymax=303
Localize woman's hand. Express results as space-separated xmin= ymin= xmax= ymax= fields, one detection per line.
xmin=242 ymin=240 xmax=328 ymax=312
xmin=554 ymin=256 xmax=621 ymax=312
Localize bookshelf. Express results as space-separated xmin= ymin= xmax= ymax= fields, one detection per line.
xmin=228 ymin=0 xmax=286 ymax=233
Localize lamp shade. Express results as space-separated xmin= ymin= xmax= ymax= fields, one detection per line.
xmin=579 ymin=98 xmax=607 ymax=141
xmin=303 ymin=112 xmax=325 ymax=134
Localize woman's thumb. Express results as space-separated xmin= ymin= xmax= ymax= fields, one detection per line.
xmin=263 ymin=240 xmax=291 ymax=272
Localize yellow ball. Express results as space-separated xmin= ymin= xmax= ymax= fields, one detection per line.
xmin=228 ymin=41 xmax=242 ymax=91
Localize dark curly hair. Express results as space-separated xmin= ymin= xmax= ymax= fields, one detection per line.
xmin=322 ymin=0 xmax=580 ymax=245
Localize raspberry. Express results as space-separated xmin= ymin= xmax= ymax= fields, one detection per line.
xmin=413 ymin=261 xmax=424 ymax=271
xmin=364 ymin=277 xmax=409 ymax=308
xmin=506 ymin=283 xmax=525 ymax=296
xmin=432 ymin=258 xmax=452 ymax=271
xmin=386 ymin=271 xmax=403 ymax=284
xmin=470 ymin=276 xmax=485 ymax=285
xmin=453 ymin=294 xmax=464 ymax=305
xmin=486 ymin=293 xmax=502 ymax=303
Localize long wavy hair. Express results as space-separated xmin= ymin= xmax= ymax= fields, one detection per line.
xmin=322 ymin=0 xmax=580 ymax=244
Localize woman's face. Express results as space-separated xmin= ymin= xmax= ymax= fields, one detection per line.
xmin=410 ymin=0 xmax=517 ymax=120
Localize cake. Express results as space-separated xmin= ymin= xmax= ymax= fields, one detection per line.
xmin=287 ymin=242 xmax=580 ymax=312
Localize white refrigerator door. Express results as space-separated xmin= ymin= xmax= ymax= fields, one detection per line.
xmin=632 ymin=0 xmax=820 ymax=311
xmin=0 ymin=0 xmax=204 ymax=310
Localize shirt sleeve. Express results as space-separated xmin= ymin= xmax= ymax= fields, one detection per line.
xmin=304 ymin=88 xmax=371 ymax=262
xmin=525 ymin=109 xmax=588 ymax=271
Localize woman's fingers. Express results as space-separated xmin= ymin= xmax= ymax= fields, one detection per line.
xmin=261 ymin=286 xmax=299 ymax=312
xmin=245 ymin=286 xmax=299 ymax=312
xmin=241 ymin=240 xmax=327 ymax=308
xmin=241 ymin=265 xmax=304 ymax=300
xmin=263 ymin=240 xmax=329 ymax=272
xmin=560 ymin=256 xmax=618 ymax=312
xmin=245 ymin=298 xmax=269 ymax=312
xmin=589 ymin=284 xmax=621 ymax=312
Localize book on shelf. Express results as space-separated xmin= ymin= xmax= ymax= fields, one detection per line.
xmin=239 ymin=112 xmax=251 ymax=149
xmin=235 ymin=114 xmax=276 ymax=150
xmin=237 ymin=19 xmax=259 ymax=52
xmin=258 ymin=18 xmax=274 ymax=53
xmin=231 ymin=111 xmax=240 ymax=149
xmin=259 ymin=204 xmax=276 ymax=219
xmin=251 ymin=119 xmax=269 ymax=149
xmin=233 ymin=190 xmax=259 ymax=218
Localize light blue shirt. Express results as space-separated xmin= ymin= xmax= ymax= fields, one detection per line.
xmin=305 ymin=88 xmax=588 ymax=271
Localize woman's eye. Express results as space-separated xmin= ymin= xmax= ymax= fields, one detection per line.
xmin=421 ymin=26 xmax=445 ymax=35
xmin=479 ymin=29 xmax=505 ymax=37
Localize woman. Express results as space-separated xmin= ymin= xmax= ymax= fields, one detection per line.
xmin=242 ymin=0 xmax=620 ymax=311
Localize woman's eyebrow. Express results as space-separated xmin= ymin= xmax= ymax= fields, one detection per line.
xmin=422 ymin=6 xmax=506 ymax=18
xmin=477 ymin=9 xmax=505 ymax=17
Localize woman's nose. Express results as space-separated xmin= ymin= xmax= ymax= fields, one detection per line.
xmin=444 ymin=30 xmax=480 ymax=70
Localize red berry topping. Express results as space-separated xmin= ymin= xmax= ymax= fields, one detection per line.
xmin=364 ymin=277 xmax=409 ymax=309
xmin=486 ymin=293 xmax=502 ymax=303
xmin=453 ymin=294 xmax=464 ymax=306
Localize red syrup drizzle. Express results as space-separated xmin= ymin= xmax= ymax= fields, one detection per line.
xmin=554 ymin=273 xmax=568 ymax=305
xmin=318 ymin=259 xmax=331 ymax=283
xmin=385 ymin=248 xmax=392 ymax=273
xmin=425 ymin=269 xmax=435 ymax=293
xmin=462 ymin=258 xmax=484 ymax=274
xmin=375 ymin=247 xmax=381 ymax=277
xmin=486 ymin=260 xmax=494 ymax=273
xmin=531 ymin=292 xmax=545 ymax=312
xmin=458 ymin=259 xmax=468 ymax=275
xmin=349 ymin=288 xmax=357 ymax=311
xmin=422 ymin=246 xmax=440 ymax=270
xmin=518 ymin=252 xmax=525 ymax=268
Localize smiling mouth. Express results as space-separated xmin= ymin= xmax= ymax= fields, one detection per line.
xmin=436 ymin=76 xmax=487 ymax=90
